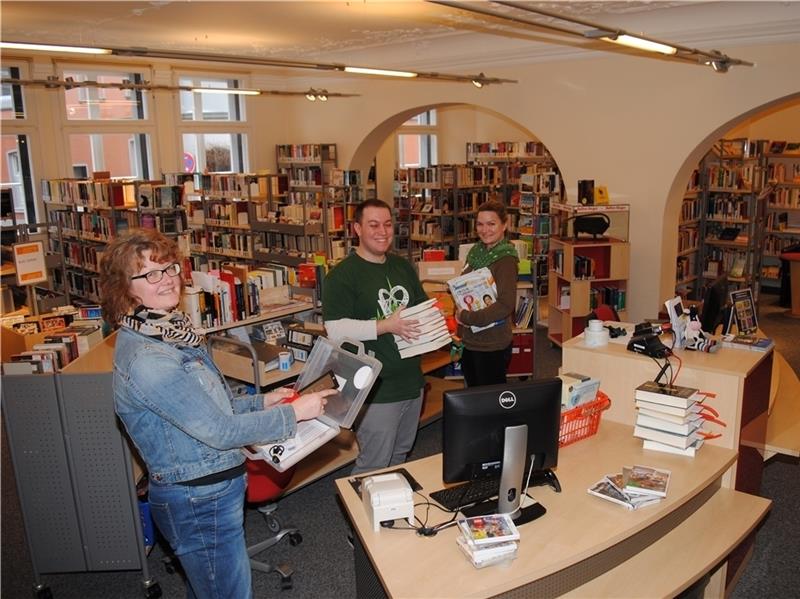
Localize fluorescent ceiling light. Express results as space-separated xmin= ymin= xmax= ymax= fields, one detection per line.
xmin=601 ymin=34 xmax=677 ymax=56
xmin=191 ymin=87 xmax=260 ymax=96
xmin=343 ymin=66 xmax=418 ymax=78
xmin=1 ymin=41 xmax=111 ymax=55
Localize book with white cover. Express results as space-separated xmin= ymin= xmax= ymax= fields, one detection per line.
xmin=634 ymin=381 xmax=699 ymax=409
xmin=633 ymin=425 xmax=701 ymax=449
xmin=635 ymin=399 xmax=704 ymax=419
xmin=393 ymin=298 xmax=451 ymax=359
xmin=643 ymin=437 xmax=705 ymax=457
xmin=635 ymin=413 xmax=703 ymax=436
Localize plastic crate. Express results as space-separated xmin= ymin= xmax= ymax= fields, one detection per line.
xmin=558 ymin=391 xmax=611 ymax=448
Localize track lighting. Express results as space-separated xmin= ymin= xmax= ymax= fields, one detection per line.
xmin=305 ymin=90 xmax=317 ymax=101
xmin=305 ymin=88 xmax=329 ymax=102
xmin=471 ymin=73 xmax=486 ymax=89
xmin=317 ymin=90 xmax=328 ymax=102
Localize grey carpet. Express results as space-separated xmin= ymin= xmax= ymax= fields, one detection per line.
xmin=2 ymin=301 xmax=797 ymax=598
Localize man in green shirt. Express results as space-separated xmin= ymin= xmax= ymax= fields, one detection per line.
xmin=323 ymin=199 xmax=428 ymax=474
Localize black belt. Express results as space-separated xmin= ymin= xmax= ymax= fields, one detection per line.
xmin=178 ymin=463 xmax=245 ymax=487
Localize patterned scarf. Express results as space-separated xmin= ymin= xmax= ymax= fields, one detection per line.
xmin=120 ymin=306 xmax=204 ymax=348
xmin=466 ymin=239 xmax=519 ymax=270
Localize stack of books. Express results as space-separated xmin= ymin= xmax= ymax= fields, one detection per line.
xmin=633 ymin=381 xmax=705 ymax=456
xmin=587 ymin=465 xmax=670 ymax=510
xmin=393 ymin=298 xmax=451 ymax=359
xmin=455 ymin=513 xmax=520 ymax=568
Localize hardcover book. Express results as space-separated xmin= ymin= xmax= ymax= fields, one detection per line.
xmin=642 ymin=438 xmax=704 ymax=457
xmin=633 ymin=425 xmax=701 ymax=449
xmin=623 ymin=465 xmax=671 ymax=497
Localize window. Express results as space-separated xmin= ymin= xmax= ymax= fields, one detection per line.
xmin=62 ymin=69 xmax=147 ymax=121
xmin=182 ymin=133 xmax=248 ymax=173
xmin=179 ymin=77 xmax=246 ymax=122
xmin=1 ymin=66 xmax=25 ymax=120
xmin=69 ymin=133 xmax=152 ymax=179
xmin=1 ymin=134 xmax=36 ymax=224
xmin=397 ymin=109 xmax=438 ymax=168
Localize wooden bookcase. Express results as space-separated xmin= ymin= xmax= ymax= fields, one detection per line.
xmin=547 ymin=203 xmax=630 ymax=346
xmin=762 ymin=151 xmax=800 ymax=291
xmin=675 ymin=168 xmax=702 ymax=299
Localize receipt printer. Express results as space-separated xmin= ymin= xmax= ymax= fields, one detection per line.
xmin=361 ymin=472 xmax=414 ymax=532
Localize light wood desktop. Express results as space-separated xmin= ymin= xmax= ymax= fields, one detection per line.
xmin=335 ymin=421 xmax=770 ymax=599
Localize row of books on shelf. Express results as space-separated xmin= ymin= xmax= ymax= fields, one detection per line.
xmin=676 ymin=254 xmax=696 ymax=282
xmin=766 ymin=161 xmax=800 ymax=184
xmin=589 ymin=286 xmax=626 ymax=312
xmin=140 ymin=212 xmax=188 ymax=235
xmin=587 ymin=465 xmax=670 ymax=511
xmin=766 ymin=210 xmax=800 ymax=233
xmin=520 ymin=171 xmax=561 ymax=195
xmin=677 ymin=228 xmax=699 ymax=253
xmin=705 ymin=196 xmax=751 ymax=220
xmin=276 ymin=143 xmax=337 ymax=162
xmin=3 ymin=320 xmax=105 ymax=375
xmin=713 ymin=138 xmax=800 ymax=158
xmin=285 ymin=165 xmax=327 ymax=187
xmin=766 ymin=187 xmax=800 ymax=208
xmin=702 ymin=250 xmax=747 ymax=279
xmin=206 ymin=173 xmax=285 ymax=198
xmin=680 ymin=197 xmax=701 ymax=223
xmin=50 ymin=209 xmax=140 ymax=241
xmin=42 ymin=178 xmax=138 ymax=208
xmin=513 ymin=294 xmax=536 ymax=329
xmin=466 ymin=140 xmax=551 ymax=158
xmin=632 ymin=381 xmax=719 ymax=457
xmin=706 ymin=165 xmax=765 ymax=191
xmin=259 ymin=231 xmax=329 ymax=255
xmin=763 ymin=233 xmax=800 ymax=254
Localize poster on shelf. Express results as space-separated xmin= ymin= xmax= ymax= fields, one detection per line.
xmin=12 ymin=241 xmax=47 ymax=286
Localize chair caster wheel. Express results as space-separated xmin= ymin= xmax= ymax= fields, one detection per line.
xmin=35 ymin=586 xmax=53 ymax=599
xmin=163 ymin=556 xmax=180 ymax=575
xmin=289 ymin=532 xmax=302 ymax=546
xmin=265 ymin=514 xmax=282 ymax=533
xmin=143 ymin=582 xmax=162 ymax=598
xmin=280 ymin=576 xmax=293 ymax=590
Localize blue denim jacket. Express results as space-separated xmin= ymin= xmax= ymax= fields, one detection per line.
xmin=113 ymin=327 xmax=297 ymax=484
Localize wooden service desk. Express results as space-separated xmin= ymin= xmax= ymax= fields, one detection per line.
xmin=561 ymin=331 xmax=772 ymax=496
xmin=335 ymin=421 xmax=770 ymax=599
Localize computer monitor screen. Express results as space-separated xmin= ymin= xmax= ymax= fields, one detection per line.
xmin=700 ymin=275 xmax=729 ymax=334
xmin=442 ymin=378 xmax=562 ymax=520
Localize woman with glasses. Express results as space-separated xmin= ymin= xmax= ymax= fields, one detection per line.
xmin=100 ymin=229 xmax=334 ymax=599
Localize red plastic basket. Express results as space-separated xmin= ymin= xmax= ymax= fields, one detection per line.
xmin=558 ymin=391 xmax=611 ymax=448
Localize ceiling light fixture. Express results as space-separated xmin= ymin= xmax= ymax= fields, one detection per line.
xmin=2 ymin=76 xmax=360 ymax=100
xmin=471 ymin=73 xmax=487 ymax=88
xmin=0 ymin=40 xmax=515 ymax=86
xmin=430 ymin=1 xmax=753 ymax=73
xmin=191 ymin=87 xmax=261 ymax=96
xmin=0 ymin=41 xmax=112 ymax=55
xmin=343 ymin=66 xmax=418 ymax=78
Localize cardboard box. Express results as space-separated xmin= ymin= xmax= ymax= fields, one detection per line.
xmin=417 ymin=260 xmax=463 ymax=283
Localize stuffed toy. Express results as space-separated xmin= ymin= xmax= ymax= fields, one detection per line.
xmin=684 ymin=306 xmax=718 ymax=353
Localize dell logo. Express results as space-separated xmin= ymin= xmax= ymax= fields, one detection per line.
xmin=498 ymin=391 xmax=517 ymax=409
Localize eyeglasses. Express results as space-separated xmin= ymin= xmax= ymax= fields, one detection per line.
xmin=130 ymin=262 xmax=181 ymax=284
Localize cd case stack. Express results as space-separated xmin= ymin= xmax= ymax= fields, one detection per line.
xmin=455 ymin=514 xmax=520 ymax=569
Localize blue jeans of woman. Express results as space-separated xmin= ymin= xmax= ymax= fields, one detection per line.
xmin=149 ymin=474 xmax=251 ymax=599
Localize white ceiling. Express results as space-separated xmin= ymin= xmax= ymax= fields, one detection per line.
xmin=2 ymin=1 xmax=800 ymax=75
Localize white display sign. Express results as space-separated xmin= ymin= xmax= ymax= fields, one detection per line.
xmin=12 ymin=241 xmax=47 ymax=286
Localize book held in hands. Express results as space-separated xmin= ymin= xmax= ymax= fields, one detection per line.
xmin=447 ymin=267 xmax=499 ymax=333
xmin=392 ymin=298 xmax=451 ymax=359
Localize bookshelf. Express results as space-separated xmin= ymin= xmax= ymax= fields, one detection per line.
xmin=274 ymin=143 xmax=338 ymax=264
xmin=547 ymin=203 xmax=630 ymax=347
xmin=693 ymin=138 xmax=767 ymax=303
xmin=762 ymin=150 xmax=800 ymax=291
xmin=675 ymin=168 xmax=702 ymax=299
xmin=392 ymin=164 xmax=489 ymax=261
xmin=41 ymin=177 xmax=187 ymax=302
xmin=328 ymin=167 xmax=376 ymax=259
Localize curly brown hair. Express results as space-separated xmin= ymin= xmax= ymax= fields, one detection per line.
xmin=99 ymin=229 xmax=182 ymax=326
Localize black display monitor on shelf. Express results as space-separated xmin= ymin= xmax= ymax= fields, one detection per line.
xmin=441 ymin=378 xmax=562 ymax=523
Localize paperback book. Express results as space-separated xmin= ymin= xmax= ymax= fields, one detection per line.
xmin=622 ymin=465 xmax=671 ymax=497
xmin=634 ymin=381 xmax=700 ymax=409
xmin=587 ymin=477 xmax=662 ymax=510
xmin=720 ymin=333 xmax=774 ymax=353
xmin=447 ymin=267 xmax=499 ymax=333
xmin=642 ymin=437 xmax=705 ymax=457
xmin=633 ymin=425 xmax=701 ymax=450
xmin=393 ymin=298 xmax=451 ymax=359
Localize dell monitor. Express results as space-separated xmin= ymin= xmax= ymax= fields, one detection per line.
xmin=442 ymin=378 xmax=562 ymax=524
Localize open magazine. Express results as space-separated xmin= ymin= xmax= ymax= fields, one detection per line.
xmin=447 ymin=267 xmax=499 ymax=333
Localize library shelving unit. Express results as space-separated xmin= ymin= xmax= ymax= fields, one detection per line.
xmin=762 ymin=148 xmax=800 ymax=292
xmin=274 ymin=144 xmax=338 ymax=264
xmin=675 ymin=168 xmax=702 ymax=298
xmin=41 ymin=178 xmax=155 ymax=302
xmin=694 ymin=138 xmax=767 ymax=302
xmin=392 ymin=164 xmax=488 ymax=261
xmin=547 ymin=203 xmax=630 ymax=347
xmin=327 ymin=167 xmax=376 ymax=259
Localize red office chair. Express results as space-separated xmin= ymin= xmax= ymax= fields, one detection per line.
xmin=245 ymin=459 xmax=302 ymax=590
xmin=588 ymin=303 xmax=620 ymax=323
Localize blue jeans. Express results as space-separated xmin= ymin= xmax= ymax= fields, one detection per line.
xmin=149 ymin=474 xmax=251 ymax=599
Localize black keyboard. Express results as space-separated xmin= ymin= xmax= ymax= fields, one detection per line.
xmin=429 ymin=478 xmax=500 ymax=511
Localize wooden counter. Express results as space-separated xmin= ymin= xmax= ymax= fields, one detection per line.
xmin=335 ymin=421 xmax=770 ymax=598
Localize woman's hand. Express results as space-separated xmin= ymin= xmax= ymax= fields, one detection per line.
xmin=262 ymin=387 xmax=295 ymax=408
xmin=292 ymin=388 xmax=337 ymax=422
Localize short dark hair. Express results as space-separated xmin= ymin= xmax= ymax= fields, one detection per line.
xmin=354 ymin=198 xmax=392 ymax=224
xmin=477 ymin=199 xmax=508 ymax=223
